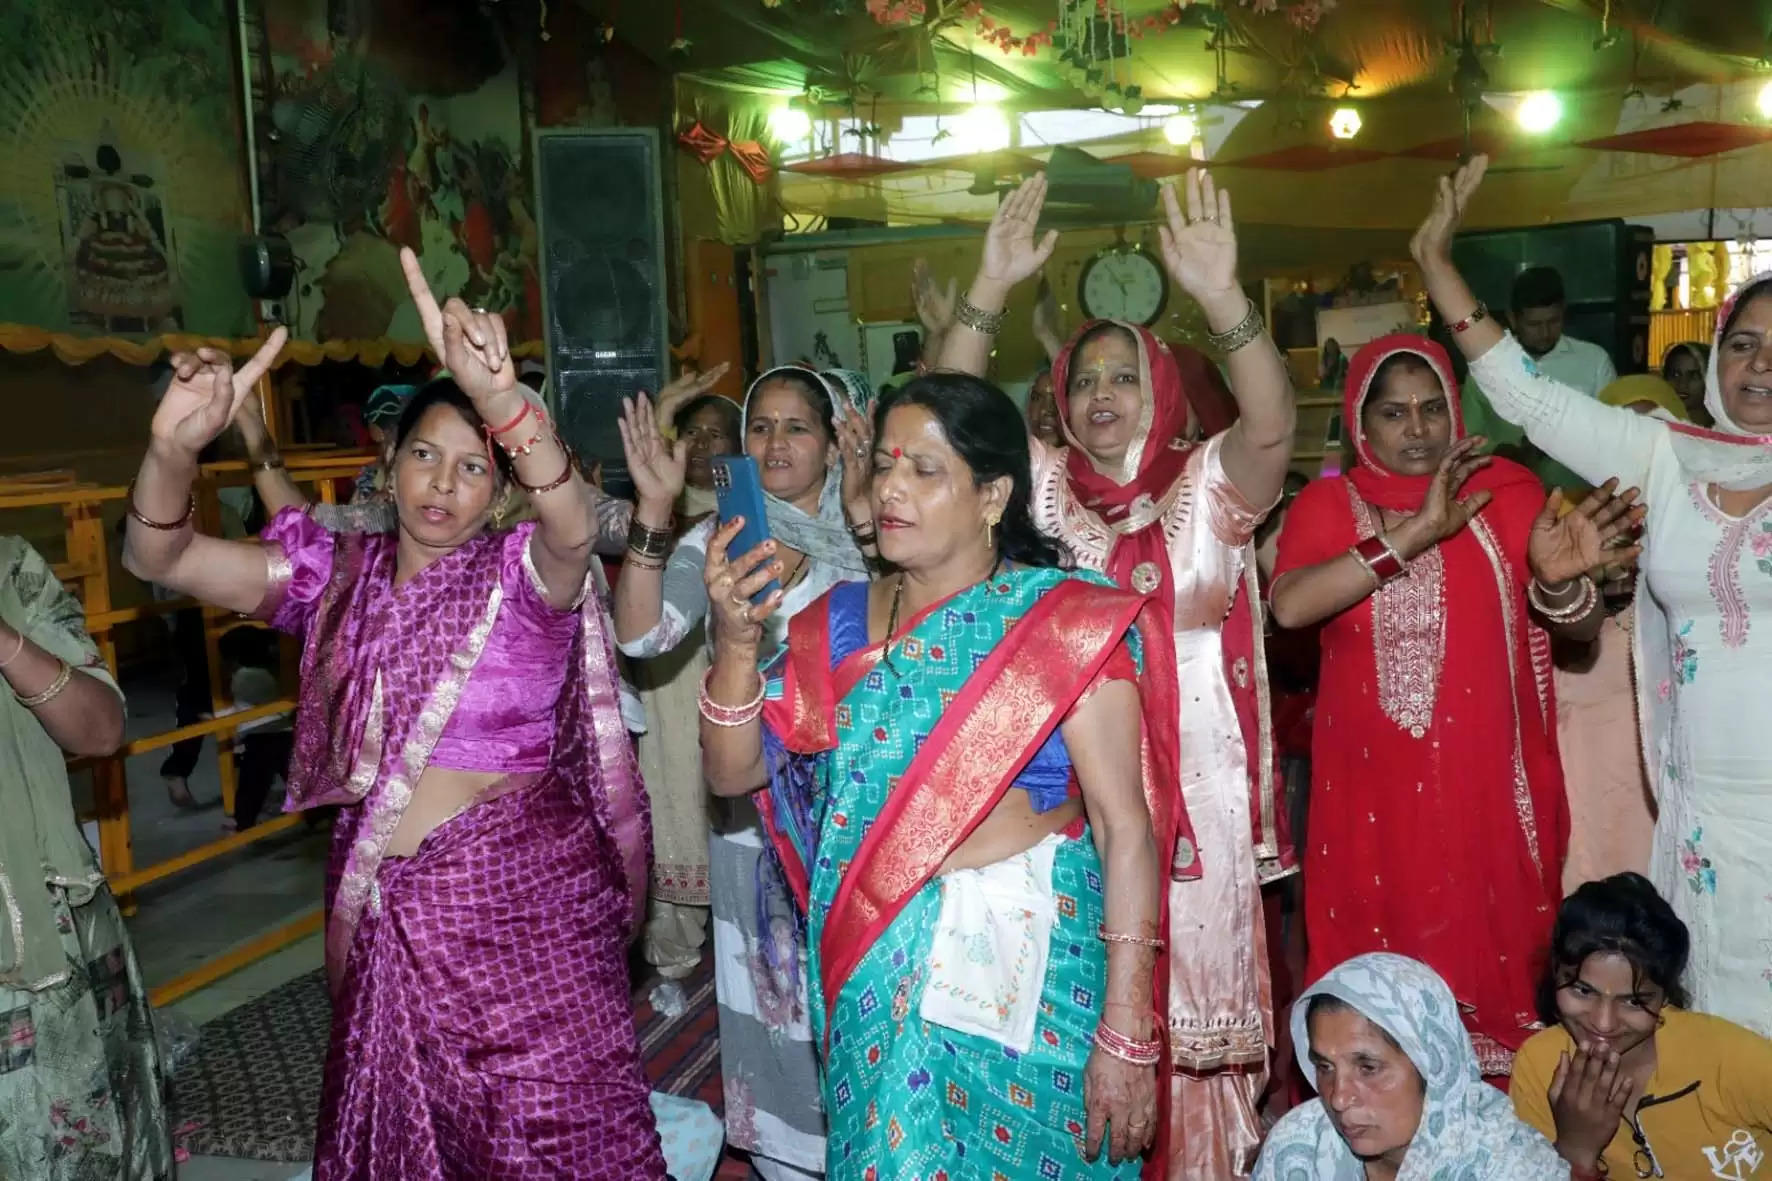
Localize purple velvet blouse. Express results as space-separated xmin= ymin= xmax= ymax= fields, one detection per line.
xmin=261 ymin=510 xmax=578 ymax=775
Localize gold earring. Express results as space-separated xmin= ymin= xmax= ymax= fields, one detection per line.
xmin=492 ymin=500 xmax=506 ymax=529
xmin=985 ymin=512 xmax=1001 ymax=550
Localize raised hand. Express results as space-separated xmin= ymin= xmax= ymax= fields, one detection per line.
xmin=616 ymin=393 xmax=687 ymax=509
xmin=400 ymin=247 xmax=448 ymax=360
xmin=1157 ymin=169 xmax=1239 ymax=307
xmin=1529 ymin=479 xmax=1645 ymax=587
xmin=654 ymin=361 xmax=733 ymax=426
xmin=1410 ymin=155 xmax=1489 ymax=267
xmin=835 ymin=401 xmax=875 ymax=523
xmin=978 ymin=174 xmax=1060 ymax=289
xmin=151 ymin=328 xmax=288 ymax=457
xmin=1392 ymin=437 xmax=1493 ymax=558
xmin=400 ymin=246 xmax=516 ymax=408
xmin=912 ymin=259 xmax=958 ymax=336
xmin=1032 ymin=274 xmax=1065 ymax=360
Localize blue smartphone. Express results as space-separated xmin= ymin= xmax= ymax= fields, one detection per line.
xmin=711 ymin=455 xmax=781 ymax=604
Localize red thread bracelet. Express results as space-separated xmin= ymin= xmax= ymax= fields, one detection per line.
xmin=487 ymin=400 xmax=533 ymax=436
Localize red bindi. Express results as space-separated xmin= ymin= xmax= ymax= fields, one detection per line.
xmin=892 ymin=447 xmax=903 ymax=458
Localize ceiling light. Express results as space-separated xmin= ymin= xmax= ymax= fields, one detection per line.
xmin=1163 ymin=113 xmax=1198 ymax=146
xmin=1516 ymin=91 xmax=1562 ymax=133
xmin=1758 ymin=80 xmax=1772 ymax=119
xmin=1329 ymin=107 xmax=1362 ymax=140
xmin=953 ymin=105 xmax=1011 ymax=154
xmin=769 ymin=106 xmax=812 ymax=142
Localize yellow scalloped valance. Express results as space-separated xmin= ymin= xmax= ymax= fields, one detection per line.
xmin=0 ymin=323 xmax=546 ymax=367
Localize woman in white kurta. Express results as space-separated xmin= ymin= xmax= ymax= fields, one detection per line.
xmin=1414 ymin=157 xmax=1772 ymax=1035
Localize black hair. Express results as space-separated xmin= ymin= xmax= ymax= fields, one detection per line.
xmin=750 ymin=369 xmax=836 ymax=442
xmin=1305 ymin=993 xmax=1404 ymax=1055
xmin=1066 ymin=322 xmax=1139 ymax=392
xmin=673 ymin=393 xmax=741 ymax=442
xmin=1363 ymin=352 xmax=1441 ymax=417
xmin=392 ymin=377 xmax=517 ymax=485
xmin=1722 ymin=278 xmax=1772 ymax=340
xmin=1536 ymin=872 xmax=1691 ymax=1024
xmin=875 ymin=373 xmax=1071 ymax=570
xmin=1510 ymin=265 xmax=1566 ymax=313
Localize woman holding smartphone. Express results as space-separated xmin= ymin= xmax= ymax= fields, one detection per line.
xmin=614 ymin=367 xmax=873 ymax=1180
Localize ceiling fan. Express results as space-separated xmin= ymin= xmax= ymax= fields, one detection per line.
xmin=1447 ymin=16 xmax=1562 ymax=175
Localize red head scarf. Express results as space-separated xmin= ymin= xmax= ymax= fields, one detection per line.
xmin=1343 ymin=333 xmax=1539 ymax=511
xmin=1051 ymin=317 xmax=1295 ymax=903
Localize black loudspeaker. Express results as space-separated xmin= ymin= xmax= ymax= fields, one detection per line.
xmin=1449 ymin=219 xmax=1654 ymax=374
xmin=534 ymin=129 xmax=670 ymax=478
xmin=239 ymin=234 xmax=295 ymax=299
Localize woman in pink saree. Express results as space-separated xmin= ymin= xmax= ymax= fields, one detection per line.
xmin=122 ymin=260 xmax=661 ymax=1179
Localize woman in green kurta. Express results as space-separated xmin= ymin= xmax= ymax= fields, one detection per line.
xmin=0 ymin=535 xmax=171 ymax=1180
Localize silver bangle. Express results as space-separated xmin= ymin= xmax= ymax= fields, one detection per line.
xmin=1528 ymin=576 xmax=1598 ymax=623
xmin=1206 ymin=298 xmax=1265 ymax=354
xmin=955 ymin=293 xmax=1007 ymax=335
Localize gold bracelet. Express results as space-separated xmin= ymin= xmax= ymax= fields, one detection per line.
xmin=253 ymin=455 xmax=285 ymax=472
xmin=955 ymin=293 xmax=1007 ymax=335
xmin=1205 ymin=298 xmax=1265 ymax=354
xmin=16 ymin=659 xmax=71 ymax=708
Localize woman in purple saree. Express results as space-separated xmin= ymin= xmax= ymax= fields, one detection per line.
xmin=122 ymin=265 xmax=663 ymax=1180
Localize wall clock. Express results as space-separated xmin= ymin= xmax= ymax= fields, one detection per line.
xmin=1077 ymin=245 xmax=1168 ymax=326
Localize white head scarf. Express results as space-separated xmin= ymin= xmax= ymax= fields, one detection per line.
xmin=1254 ymin=954 xmax=1568 ymax=1181
xmin=741 ymin=366 xmax=871 ymax=577
xmin=1662 ymin=272 xmax=1772 ymax=491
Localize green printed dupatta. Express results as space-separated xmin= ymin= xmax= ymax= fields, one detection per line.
xmin=757 ymin=566 xmax=1182 ymax=1180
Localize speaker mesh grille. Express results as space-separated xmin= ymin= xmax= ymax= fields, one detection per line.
xmin=536 ymin=130 xmax=667 ymax=469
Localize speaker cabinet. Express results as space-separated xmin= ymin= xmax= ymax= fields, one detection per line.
xmin=1448 ymin=219 xmax=1654 ymax=375
xmin=534 ymin=128 xmax=670 ymax=482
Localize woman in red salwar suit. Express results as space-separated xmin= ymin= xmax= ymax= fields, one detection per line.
xmin=1269 ymin=334 xmax=1639 ymax=1079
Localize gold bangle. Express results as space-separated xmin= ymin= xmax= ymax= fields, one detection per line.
xmin=1205 ymin=298 xmax=1265 ymax=354
xmin=253 ymin=455 xmax=285 ymax=472
xmin=16 ymin=659 xmax=71 ymax=708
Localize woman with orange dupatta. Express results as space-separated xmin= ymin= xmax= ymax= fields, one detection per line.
xmin=1269 ymin=334 xmax=1642 ymax=1079
xmin=935 ymin=170 xmax=1297 ymax=1176
xmin=700 ymin=374 xmax=1176 ymax=1177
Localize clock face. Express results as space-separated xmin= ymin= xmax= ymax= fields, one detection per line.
xmin=1078 ymin=249 xmax=1168 ymax=326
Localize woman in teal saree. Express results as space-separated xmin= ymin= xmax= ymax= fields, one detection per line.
xmin=700 ymin=373 xmax=1185 ymax=1178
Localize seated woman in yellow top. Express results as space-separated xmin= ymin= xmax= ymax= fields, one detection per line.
xmin=1513 ymin=873 xmax=1772 ymax=1180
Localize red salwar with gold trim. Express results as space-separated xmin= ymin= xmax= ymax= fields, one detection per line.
xmin=1273 ymin=335 xmax=1567 ymax=1079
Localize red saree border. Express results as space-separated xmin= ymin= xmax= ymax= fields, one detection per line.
xmin=818 ymin=578 xmax=1145 ymax=1019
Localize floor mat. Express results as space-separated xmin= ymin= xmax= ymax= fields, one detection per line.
xmin=170 ymin=969 xmax=328 ymax=1161
xmin=169 ymin=954 xmax=725 ymax=1163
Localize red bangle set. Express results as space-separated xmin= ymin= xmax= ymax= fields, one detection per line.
xmin=1352 ymin=535 xmax=1407 ymax=585
xmin=1094 ymin=1020 xmax=1163 ymax=1067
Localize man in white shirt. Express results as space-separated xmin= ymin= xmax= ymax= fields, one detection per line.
xmin=1463 ymin=265 xmax=1618 ymax=492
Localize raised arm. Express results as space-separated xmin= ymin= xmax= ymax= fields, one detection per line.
xmin=402 ymin=248 xmax=592 ymax=607
xmin=612 ymin=393 xmax=704 ymax=651
xmin=912 ymin=259 xmax=958 ymax=373
xmin=1411 ymin=158 xmax=1660 ymax=490
xmin=232 ymin=380 xmax=313 ymax=517
xmin=936 ymin=174 xmax=1059 ymax=379
xmin=1157 ymin=170 xmax=1294 ymax=508
xmin=652 ymin=362 xmax=733 ymax=438
xmin=124 ymin=331 xmax=291 ymax=615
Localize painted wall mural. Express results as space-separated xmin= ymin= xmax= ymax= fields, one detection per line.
xmin=261 ymin=0 xmax=540 ymax=345
xmin=0 ymin=1 xmax=253 ymax=336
